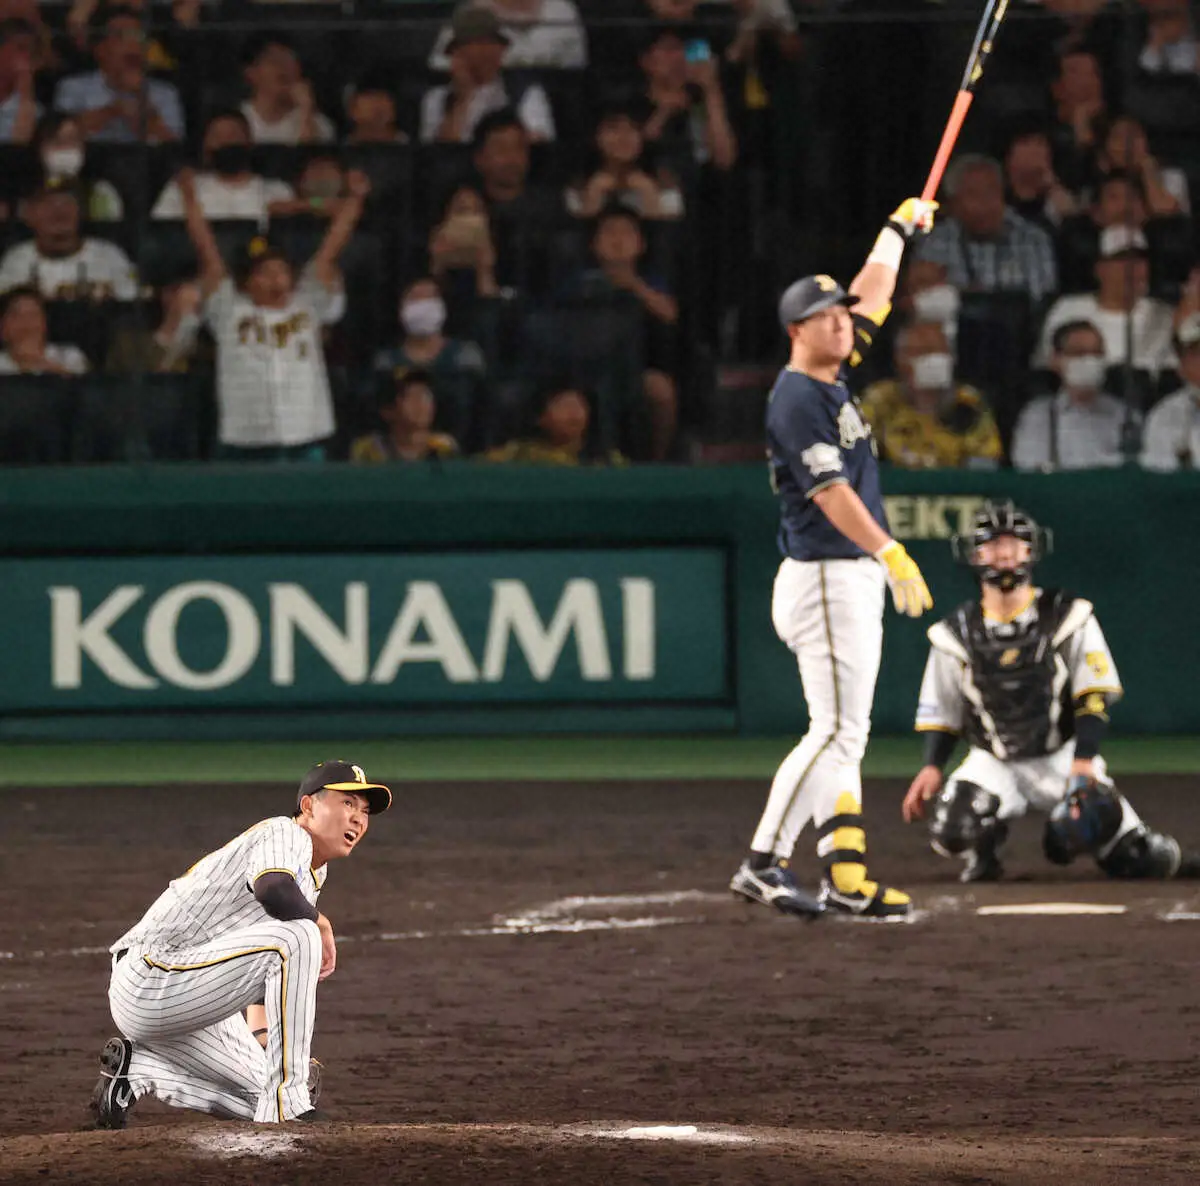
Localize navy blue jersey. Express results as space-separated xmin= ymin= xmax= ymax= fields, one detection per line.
xmin=766 ymin=312 xmax=889 ymax=561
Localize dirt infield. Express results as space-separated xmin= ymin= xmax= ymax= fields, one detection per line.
xmin=2 ymin=775 xmax=1199 ymax=1184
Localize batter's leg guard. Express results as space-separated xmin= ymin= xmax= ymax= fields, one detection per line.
xmin=816 ymin=792 xmax=911 ymax=917
xmin=930 ymin=781 xmax=1007 ymax=883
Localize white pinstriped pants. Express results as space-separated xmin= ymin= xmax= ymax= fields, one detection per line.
xmin=751 ymin=557 xmax=886 ymax=858
xmin=108 ymin=919 xmax=321 ymax=1123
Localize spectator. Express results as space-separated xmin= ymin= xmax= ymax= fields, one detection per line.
xmin=420 ymin=5 xmax=556 ymax=144
xmin=0 ymin=286 xmax=88 ymax=374
xmin=105 ymin=278 xmax=202 ymax=373
xmin=1136 ymin=0 xmax=1198 ymax=75
xmin=0 ymin=181 xmax=137 ymax=300
xmin=472 ymin=108 xmax=557 ymax=219
xmin=916 ymin=154 xmax=1059 ymax=304
xmin=1140 ymin=314 xmax=1200 ymax=469
xmin=344 ymin=81 xmax=407 ymax=145
xmin=899 ymin=258 xmax=961 ymax=344
xmin=0 ymin=1 xmax=55 ymax=73
xmin=726 ymin=0 xmax=803 ymax=67
xmin=152 ymin=110 xmax=294 ymax=225
xmin=859 ymin=321 xmax=1002 ymax=469
xmin=639 ymin=23 xmax=737 ymax=171
xmin=66 ymin=0 xmax=203 ymax=72
xmin=1013 ymin=319 xmax=1135 ymax=470
xmin=565 ymin=100 xmax=684 ymax=221
xmin=1036 ymin=225 xmax=1176 ymax=372
xmin=429 ymin=0 xmax=588 ymax=70
xmin=0 ymin=18 xmax=37 ymax=144
xmin=178 ymin=166 xmax=369 ymax=461
xmin=1003 ymin=128 xmax=1079 ymax=233
xmin=486 ymin=382 xmax=624 ymax=465
xmin=429 ymin=185 xmax=500 ymax=299
xmin=53 ymin=4 xmax=184 ymax=144
xmin=1048 ymin=48 xmax=1107 ymax=188
xmin=1095 ymin=114 xmax=1189 ymax=215
xmin=574 ymin=204 xmax=679 ymax=460
xmin=240 ymin=33 xmax=335 ymax=145
xmin=351 ymin=371 xmax=461 ymax=463
xmin=34 ymin=113 xmax=123 ymax=221
xmin=374 ymin=277 xmax=488 ymax=445
xmin=267 ymin=154 xmax=362 ymax=220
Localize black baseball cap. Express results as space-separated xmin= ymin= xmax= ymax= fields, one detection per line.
xmin=778 ymin=274 xmax=859 ymax=329
xmin=295 ymin=761 xmax=392 ymax=815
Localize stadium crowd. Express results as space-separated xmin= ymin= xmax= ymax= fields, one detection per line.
xmin=0 ymin=0 xmax=1194 ymax=469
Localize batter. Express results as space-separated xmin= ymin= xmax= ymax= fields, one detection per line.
xmin=90 ymin=761 xmax=391 ymax=1127
xmin=730 ymin=196 xmax=937 ymax=920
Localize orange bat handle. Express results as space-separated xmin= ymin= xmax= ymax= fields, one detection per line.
xmin=921 ymin=90 xmax=975 ymax=202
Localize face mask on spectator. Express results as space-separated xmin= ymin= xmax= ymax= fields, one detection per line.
xmin=911 ymin=284 xmax=960 ymax=326
xmin=401 ymin=297 xmax=447 ymax=337
xmin=305 ymin=177 xmax=343 ymax=201
xmin=210 ymin=145 xmax=253 ymax=176
xmin=911 ymin=352 xmax=953 ymax=391
xmin=43 ymin=148 xmax=84 ymax=179
xmin=1063 ymin=355 xmax=1105 ymax=390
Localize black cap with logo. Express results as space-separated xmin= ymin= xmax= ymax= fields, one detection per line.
xmin=777 ymin=274 xmax=859 ymax=329
xmin=294 ymin=761 xmax=392 ymax=816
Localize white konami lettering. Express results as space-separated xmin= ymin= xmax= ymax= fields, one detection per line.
xmin=48 ymin=578 xmax=659 ymax=691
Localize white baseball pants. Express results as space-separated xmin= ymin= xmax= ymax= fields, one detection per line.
xmin=751 ymin=557 xmax=886 ymax=858
xmin=108 ymin=918 xmax=321 ymax=1123
xmin=946 ymin=744 xmax=1118 ymax=818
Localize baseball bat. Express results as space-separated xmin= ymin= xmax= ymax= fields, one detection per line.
xmin=920 ymin=0 xmax=1011 ymax=202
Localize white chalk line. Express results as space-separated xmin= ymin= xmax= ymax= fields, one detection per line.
xmin=1 ymin=888 xmax=1194 ymax=967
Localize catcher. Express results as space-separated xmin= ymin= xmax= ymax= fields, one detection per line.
xmin=902 ymin=500 xmax=1199 ymax=882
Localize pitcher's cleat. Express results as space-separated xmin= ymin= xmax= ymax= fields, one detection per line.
xmin=820 ymin=876 xmax=912 ymax=918
xmin=90 ymin=1036 xmax=135 ymax=1130
xmin=730 ymin=859 xmax=824 ymax=918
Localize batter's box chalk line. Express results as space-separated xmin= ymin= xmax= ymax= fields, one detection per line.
xmin=568 ymin=1124 xmax=754 ymax=1146
xmin=187 ymin=1131 xmax=306 ymax=1160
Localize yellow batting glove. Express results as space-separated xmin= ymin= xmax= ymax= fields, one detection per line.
xmin=875 ymin=540 xmax=934 ymax=618
xmin=888 ymin=198 xmax=938 ymax=239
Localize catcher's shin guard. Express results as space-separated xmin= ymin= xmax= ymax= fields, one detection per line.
xmin=816 ymin=792 xmax=911 ymax=917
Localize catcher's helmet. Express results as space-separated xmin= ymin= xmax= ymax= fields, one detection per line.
xmin=951 ymin=499 xmax=1052 ymax=591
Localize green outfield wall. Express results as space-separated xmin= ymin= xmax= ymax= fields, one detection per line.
xmin=0 ymin=464 xmax=1192 ymax=740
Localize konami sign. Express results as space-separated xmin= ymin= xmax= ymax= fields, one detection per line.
xmin=0 ymin=550 xmax=727 ymax=709
xmin=49 ymin=578 xmax=655 ymax=692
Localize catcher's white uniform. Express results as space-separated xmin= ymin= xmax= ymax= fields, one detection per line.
xmin=916 ymin=589 xmax=1123 ymax=818
xmin=107 ymin=817 xmax=326 ymax=1123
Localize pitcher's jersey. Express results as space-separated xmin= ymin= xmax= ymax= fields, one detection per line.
xmin=110 ymin=816 xmax=327 ymax=954
xmin=915 ymin=588 xmax=1122 ymax=761
xmin=766 ymin=312 xmax=888 ymax=560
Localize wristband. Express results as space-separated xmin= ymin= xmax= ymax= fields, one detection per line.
xmin=866 ymin=225 xmax=905 ymax=271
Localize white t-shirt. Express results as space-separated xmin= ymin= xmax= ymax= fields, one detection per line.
xmin=428 ymin=0 xmax=588 ymax=69
xmin=1010 ymin=390 xmax=1135 ymax=471
xmin=0 ymin=344 xmax=89 ymax=374
xmin=1035 ymin=293 xmax=1177 ymax=373
xmin=110 ymin=816 xmax=326 ymax=955
xmin=240 ymin=100 xmax=335 ymax=145
xmin=1140 ymin=385 xmax=1200 ymax=471
xmin=205 ymin=273 xmax=345 ymax=448
xmin=419 ymin=78 xmax=555 ymax=143
xmin=152 ymin=173 xmax=296 ymax=226
xmin=0 ymin=239 xmax=138 ymax=301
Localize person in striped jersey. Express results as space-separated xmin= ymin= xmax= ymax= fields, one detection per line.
xmin=90 ymin=761 xmax=391 ymax=1127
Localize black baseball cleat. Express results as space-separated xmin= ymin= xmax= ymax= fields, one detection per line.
xmin=293 ymin=1108 xmax=331 ymax=1123
xmin=819 ymin=876 xmax=912 ymax=918
xmin=91 ymin=1036 xmax=135 ymax=1130
xmin=730 ymin=859 xmax=825 ymax=918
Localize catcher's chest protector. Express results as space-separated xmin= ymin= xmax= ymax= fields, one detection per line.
xmin=951 ymin=589 xmax=1077 ymax=760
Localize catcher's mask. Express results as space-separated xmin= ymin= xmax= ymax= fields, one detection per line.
xmin=951 ymin=498 xmax=1052 ymax=592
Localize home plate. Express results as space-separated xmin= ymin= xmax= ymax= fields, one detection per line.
xmin=976 ymin=903 xmax=1126 ymax=916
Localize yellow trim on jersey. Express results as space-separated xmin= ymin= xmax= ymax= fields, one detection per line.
xmin=982 ymin=590 xmax=1037 ymax=623
xmin=915 ymin=724 xmax=960 ymax=734
xmin=142 ymin=943 xmax=293 ymax=1122
xmin=252 ymin=868 xmax=297 ymax=883
xmin=1080 ymin=686 xmax=1123 ymax=705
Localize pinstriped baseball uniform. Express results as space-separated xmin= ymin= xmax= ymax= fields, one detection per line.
xmin=107 ymin=817 xmax=326 ymax=1123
